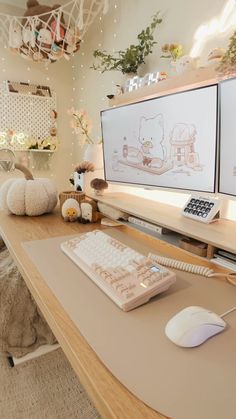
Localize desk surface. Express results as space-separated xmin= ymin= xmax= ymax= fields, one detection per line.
xmin=0 ymin=210 xmax=232 ymax=419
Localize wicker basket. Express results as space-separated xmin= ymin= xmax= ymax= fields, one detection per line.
xmin=59 ymin=191 xmax=85 ymax=212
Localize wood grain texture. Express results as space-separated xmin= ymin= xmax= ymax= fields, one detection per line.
xmin=108 ymin=67 xmax=219 ymax=108
xmin=0 ymin=208 xmax=230 ymax=418
xmin=0 ymin=210 xmax=167 ymax=419
xmin=89 ymin=192 xmax=236 ymax=255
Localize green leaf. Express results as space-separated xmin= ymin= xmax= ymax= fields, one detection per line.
xmin=91 ymin=11 xmax=162 ymax=74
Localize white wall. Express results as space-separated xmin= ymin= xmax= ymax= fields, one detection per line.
xmin=73 ymin=0 xmax=236 ymax=219
xmin=0 ymin=3 xmax=74 ymax=191
xmin=2 ymin=1 xmax=236 ymax=217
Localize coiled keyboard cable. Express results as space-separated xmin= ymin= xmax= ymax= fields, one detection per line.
xmin=148 ymin=253 xmax=236 ymax=286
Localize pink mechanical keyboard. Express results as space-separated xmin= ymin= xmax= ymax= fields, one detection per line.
xmin=61 ymin=230 xmax=176 ymax=311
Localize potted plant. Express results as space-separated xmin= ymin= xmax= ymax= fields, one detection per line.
xmin=217 ymin=30 xmax=236 ymax=75
xmin=160 ymin=43 xmax=183 ymax=63
xmin=91 ymin=12 xmax=162 ymax=75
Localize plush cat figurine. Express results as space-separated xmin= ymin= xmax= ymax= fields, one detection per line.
xmin=174 ymin=55 xmax=199 ymax=75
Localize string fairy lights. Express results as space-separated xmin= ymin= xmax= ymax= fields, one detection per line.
xmin=68 ymin=0 xmax=119 ymax=154
xmin=0 ymin=51 xmax=59 ymax=175
xmin=0 ymin=1 xmax=111 ymax=181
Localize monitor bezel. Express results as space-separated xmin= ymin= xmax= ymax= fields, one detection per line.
xmin=101 ymin=83 xmax=218 ymax=195
xmin=217 ymin=76 xmax=236 ymax=200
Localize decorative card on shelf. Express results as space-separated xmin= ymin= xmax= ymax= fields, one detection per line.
xmin=7 ymin=81 xmax=52 ymax=97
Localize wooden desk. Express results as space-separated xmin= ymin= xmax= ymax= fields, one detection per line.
xmin=0 ymin=210 xmax=228 ymax=419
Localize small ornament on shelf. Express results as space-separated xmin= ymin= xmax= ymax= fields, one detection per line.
xmin=173 ymin=55 xmax=199 ymax=75
xmin=26 ymin=136 xmax=58 ymax=151
xmin=160 ymin=43 xmax=194 ymax=76
xmin=207 ymin=48 xmax=226 ymax=67
xmin=116 ymin=84 xmax=123 ymax=95
xmin=161 ymin=43 xmax=183 ymax=62
xmin=90 ymin=178 xmax=108 ymax=196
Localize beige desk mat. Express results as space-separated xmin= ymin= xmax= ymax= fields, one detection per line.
xmin=22 ymin=229 xmax=236 ymax=419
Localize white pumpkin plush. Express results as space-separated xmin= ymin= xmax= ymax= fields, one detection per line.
xmin=0 ymin=163 xmax=58 ymax=216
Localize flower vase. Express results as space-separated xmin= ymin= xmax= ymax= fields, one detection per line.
xmin=83 ymin=143 xmax=103 ymax=170
xmin=74 ymin=172 xmax=85 ymax=191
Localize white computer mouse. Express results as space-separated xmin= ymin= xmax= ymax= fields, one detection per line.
xmin=165 ymin=306 xmax=226 ymax=347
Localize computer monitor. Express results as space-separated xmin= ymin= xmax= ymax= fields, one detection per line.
xmin=218 ymin=77 xmax=236 ymax=198
xmin=101 ymin=84 xmax=218 ymax=193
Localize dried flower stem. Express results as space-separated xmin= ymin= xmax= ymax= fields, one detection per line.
xmin=72 ymin=113 xmax=94 ymax=145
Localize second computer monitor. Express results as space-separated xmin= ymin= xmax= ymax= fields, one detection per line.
xmin=101 ymin=85 xmax=218 ymax=193
xmin=219 ymin=77 xmax=236 ymax=198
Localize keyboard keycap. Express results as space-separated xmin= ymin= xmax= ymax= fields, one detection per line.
xmin=61 ymin=230 xmax=176 ymax=311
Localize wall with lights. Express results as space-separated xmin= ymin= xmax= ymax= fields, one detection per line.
xmin=0 ymin=3 xmax=75 ymax=191
xmin=72 ymin=0 xmax=236 ymax=220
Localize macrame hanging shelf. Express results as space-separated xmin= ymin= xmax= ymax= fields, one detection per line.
xmin=0 ymin=0 xmax=109 ymax=64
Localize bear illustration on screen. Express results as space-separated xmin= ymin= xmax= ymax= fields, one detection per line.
xmin=138 ymin=114 xmax=166 ymax=168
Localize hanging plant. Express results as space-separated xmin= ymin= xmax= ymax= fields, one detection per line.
xmin=91 ymin=12 xmax=162 ymax=74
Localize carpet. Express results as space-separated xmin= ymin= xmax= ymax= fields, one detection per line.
xmin=0 ymin=348 xmax=100 ymax=419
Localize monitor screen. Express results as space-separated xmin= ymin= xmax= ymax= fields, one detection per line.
xmin=219 ymin=77 xmax=236 ymax=197
xmin=101 ymin=85 xmax=218 ymax=193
